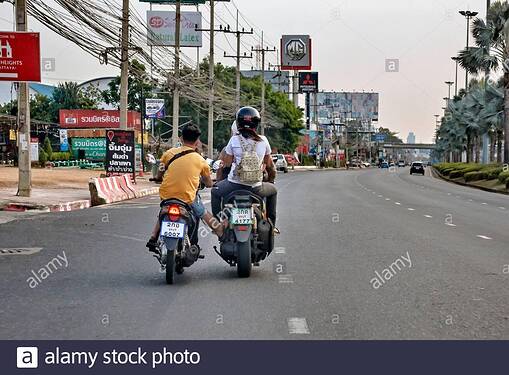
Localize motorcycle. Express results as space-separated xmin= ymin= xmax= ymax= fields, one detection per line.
xmin=154 ymin=198 xmax=204 ymax=284
xmin=214 ymin=190 xmax=275 ymax=278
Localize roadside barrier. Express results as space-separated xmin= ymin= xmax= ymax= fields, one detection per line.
xmin=89 ymin=174 xmax=159 ymax=206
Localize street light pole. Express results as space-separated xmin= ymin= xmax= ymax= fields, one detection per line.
xmin=445 ymin=81 xmax=454 ymax=100
xmin=459 ymin=10 xmax=479 ymax=92
xmin=451 ymin=57 xmax=460 ymax=97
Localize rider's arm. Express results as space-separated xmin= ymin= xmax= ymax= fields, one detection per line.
xmin=264 ymin=154 xmax=276 ymax=183
xmin=201 ymin=160 xmax=214 ymax=188
xmin=216 ymin=149 xmax=234 ymax=181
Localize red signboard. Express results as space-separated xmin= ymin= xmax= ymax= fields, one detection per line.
xmin=59 ymin=110 xmax=142 ymax=130
xmin=0 ymin=32 xmax=41 ymax=82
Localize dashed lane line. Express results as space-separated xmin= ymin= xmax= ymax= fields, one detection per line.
xmin=476 ymin=235 xmax=493 ymax=240
xmin=288 ymin=318 xmax=310 ymax=334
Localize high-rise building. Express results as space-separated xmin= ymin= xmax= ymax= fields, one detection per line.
xmin=407 ymin=132 xmax=416 ymax=144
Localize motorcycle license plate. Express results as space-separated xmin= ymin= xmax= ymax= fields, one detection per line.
xmin=231 ymin=208 xmax=253 ymax=225
xmin=160 ymin=221 xmax=186 ymax=238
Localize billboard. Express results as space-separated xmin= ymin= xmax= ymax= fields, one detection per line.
xmin=314 ymin=92 xmax=379 ymax=124
xmin=105 ymin=130 xmax=136 ymax=178
xmin=59 ymin=110 xmax=142 ymax=130
xmin=147 ymin=11 xmax=202 ymax=47
xmin=145 ymin=99 xmax=165 ymax=119
xmin=281 ymin=35 xmax=312 ymax=70
xmin=71 ymin=137 xmax=106 ymax=161
xmin=240 ymin=70 xmax=290 ymax=94
xmin=299 ymin=72 xmax=318 ymax=93
xmin=0 ymin=32 xmax=41 ymax=82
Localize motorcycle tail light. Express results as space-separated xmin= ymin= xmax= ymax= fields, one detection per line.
xmin=168 ymin=205 xmax=180 ymax=222
xmin=236 ymin=226 xmax=249 ymax=231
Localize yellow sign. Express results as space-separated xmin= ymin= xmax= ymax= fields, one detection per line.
xmin=137 ymin=133 xmax=149 ymax=144
xmin=9 ymin=129 xmax=17 ymax=141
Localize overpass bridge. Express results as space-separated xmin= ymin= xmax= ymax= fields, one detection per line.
xmin=382 ymin=143 xmax=436 ymax=150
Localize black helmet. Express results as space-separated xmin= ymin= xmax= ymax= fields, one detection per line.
xmin=236 ymin=106 xmax=261 ymax=130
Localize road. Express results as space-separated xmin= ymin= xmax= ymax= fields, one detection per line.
xmin=1 ymin=167 xmax=508 ymax=339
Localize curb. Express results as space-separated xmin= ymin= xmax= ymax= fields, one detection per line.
xmin=2 ymin=200 xmax=91 ymax=213
xmin=431 ymin=167 xmax=509 ymax=196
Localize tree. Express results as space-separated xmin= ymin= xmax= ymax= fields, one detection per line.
xmin=457 ymin=1 xmax=509 ymax=163
xmin=102 ymin=59 xmax=154 ymax=112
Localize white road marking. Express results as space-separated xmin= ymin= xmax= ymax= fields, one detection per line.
xmin=445 ymin=223 xmax=457 ymax=227
xmin=481 ymin=203 xmax=488 ymax=205
xmin=468 ymin=199 xmax=473 ymax=202
xmin=498 ymin=207 xmax=506 ymax=210
xmin=275 ymin=247 xmax=286 ymax=254
xmin=447 ymin=193 xmax=452 ymax=196
xmin=279 ymin=275 xmax=294 ymax=284
xmin=476 ymin=235 xmax=492 ymax=240
xmin=423 ymin=215 xmax=433 ymax=218
xmin=395 ymin=202 xmax=401 ymax=205
xmin=378 ymin=195 xmax=383 ymax=198
xmin=407 ymin=208 xmax=415 ymax=211
xmin=288 ymin=318 xmax=310 ymax=334
xmin=385 ymin=198 xmax=391 ymax=201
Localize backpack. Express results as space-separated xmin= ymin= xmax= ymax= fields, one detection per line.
xmin=236 ymin=137 xmax=263 ymax=184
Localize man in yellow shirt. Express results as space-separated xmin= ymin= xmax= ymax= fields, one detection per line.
xmin=146 ymin=124 xmax=224 ymax=253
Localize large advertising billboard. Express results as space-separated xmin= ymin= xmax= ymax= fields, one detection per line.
xmin=314 ymin=92 xmax=379 ymax=123
xmin=59 ymin=110 xmax=142 ymax=130
xmin=240 ymin=70 xmax=290 ymax=94
xmin=0 ymin=32 xmax=41 ymax=82
xmin=281 ymin=35 xmax=312 ymax=70
xmin=105 ymin=130 xmax=135 ymax=178
xmin=147 ymin=11 xmax=202 ymax=47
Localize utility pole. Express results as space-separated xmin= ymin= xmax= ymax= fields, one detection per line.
xmin=292 ymin=72 xmax=299 ymax=105
xmin=171 ymin=1 xmax=182 ymax=147
xmin=223 ymin=11 xmax=253 ymax=110
xmin=119 ymin=0 xmax=129 ymax=130
xmin=16 ymin=0 xmax=30 ymax=197
xmin=252 ymin=32 xmax=276 ymax=136
xmin=195 ymin=0 xmax=230 ymax=158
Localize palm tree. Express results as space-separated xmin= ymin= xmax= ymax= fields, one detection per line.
xmin=457 ymin=1 xmax=509 ymax=163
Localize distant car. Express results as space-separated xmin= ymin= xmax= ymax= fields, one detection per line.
xmin=389 ymin=162 xmax=395 ymax=167
xmin=410 ymin=161 xmax=425 ymax=175
xmin=362 ymin=161 xmax=371 ymax=168
xmin=397 ymin=160 xmax=405 ymax=168
xmin=272 ymin=154 xmax=288 ymax=173
xmin=381 ymin=161 xmax=389 ymax=169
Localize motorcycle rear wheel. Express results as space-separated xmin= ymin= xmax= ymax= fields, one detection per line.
xmin=236 ymin=241 xmax=252 ymax=278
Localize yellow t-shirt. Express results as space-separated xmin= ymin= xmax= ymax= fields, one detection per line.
xmin=159 ymin=146 xmax=210 ymax=203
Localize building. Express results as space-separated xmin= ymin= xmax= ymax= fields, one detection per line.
xmin=407 ymin=132 xmax=416 ymax=144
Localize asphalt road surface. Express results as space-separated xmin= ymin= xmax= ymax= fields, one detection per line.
xmin=1 ymin=167 xmax=508 ymax=339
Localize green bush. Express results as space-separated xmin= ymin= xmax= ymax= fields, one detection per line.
xmin=300 ymin=155 xmax=316 ymax=166
xmin=43 ymin=137 xmax=53 ymax=160
xmin=498 ymin=171 xmax=509 ymax=184
xmin=464 ymin=171 xmax=487 ymax=182
xmin=50 ymin=152 xmax=72 ymax=161
xmin=39 ymin=148 xmax=48 ymax=166
xmin=485 ymin=167 xmax=503 ymax=180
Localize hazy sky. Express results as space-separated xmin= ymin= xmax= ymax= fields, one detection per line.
xmin=0 ymin=0 xmax=491 ymax=143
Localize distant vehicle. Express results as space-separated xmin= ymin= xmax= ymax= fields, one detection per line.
xmin=381 ymin=161 xmax=389 ymax=169
xmin=362 ymin=161 xmax=371 ymax=168
xmin=410 ymin=161 xmax=425 ymax=175
xmin=398 ymin=160 xmax=405 ymax=168
xmin=389 ymin=162 xmax=395 ymax=167
xmin=272 ymin=154 xmax=288 ymax=173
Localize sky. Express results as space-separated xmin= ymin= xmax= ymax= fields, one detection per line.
xmin=0 ymin=0 xmax=492 ymax=143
